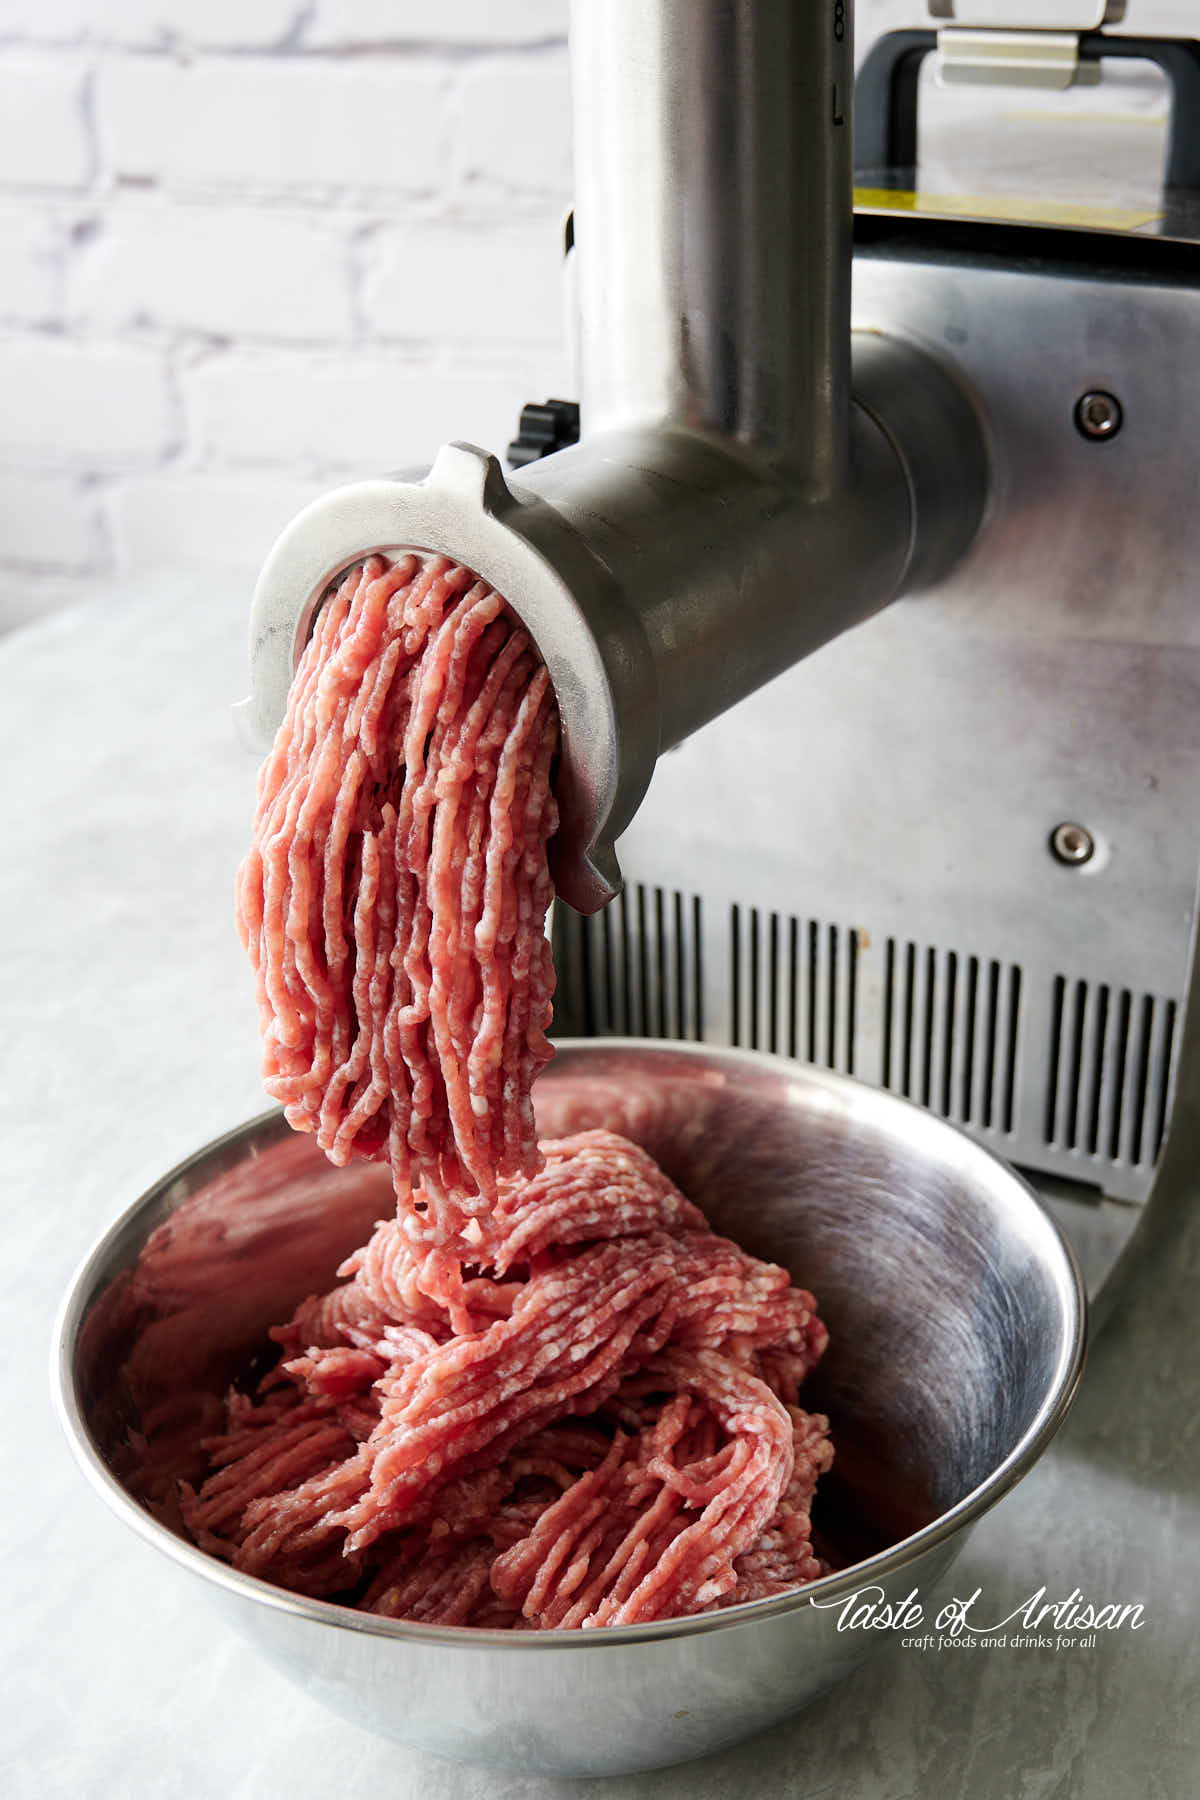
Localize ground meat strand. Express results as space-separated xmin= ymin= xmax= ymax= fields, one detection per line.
xmin=211 ymin=554 xmax=835 ymax=1627
xmin=236 ymin=554 xmax=559 ymax=1243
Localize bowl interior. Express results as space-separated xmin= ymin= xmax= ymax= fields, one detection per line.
xmin=531 ymin=1045 xmax=1083 ymax=1569
xmin=67 ymin=1041 xmax=1083 ymax=1586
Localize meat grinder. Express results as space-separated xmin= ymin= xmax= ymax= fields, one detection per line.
xmin=238 ymin=0 xmax=1200 ymax=1302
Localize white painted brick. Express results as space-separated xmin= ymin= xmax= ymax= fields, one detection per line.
xmin=0 ymin=209 xmax=59 ymax=322
xmin=0 ymin=471 xmax=100 ymax=570
xmin=97 ymin=56 xmax=448 ymax=195
xmin=0 ymin=337 xmax=173 ymax=463
xmin=363 ymin=218 xmax=564 ymax=345
xmin=857 ymin=0 xmax=932 ymax=56
xmin=186 ymin=350 xmax=540 ymax=470
xmin=309 ymin=0 xmax=566 ymax=47
xmin=0 ymin=2 xmax=94 ymax=42
xmin=109 ymin=0 xmax=302 ymax=47
xmin=109 ymin=472 xmax=323 ymax=574
xmin=0 ymin=571 xmax=94 ymax=635
xmin=72 ymin=205 xmax=353 ymax=341
xmin=457 ymin=58 xmax=570 ymax=194
xmin=0 ymin=1 xmax=302 ymax=48
xmin=0 ymin=56 xmax=90 ymax=188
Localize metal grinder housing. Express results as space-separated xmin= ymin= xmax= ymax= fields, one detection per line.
xmin=240 ymin=2 xmax=1200 ymax=1293
xmin=240 ymin=0 xmax=989 ymax=910
xmin=551 ymin=11 xmax=1200 ymax=1296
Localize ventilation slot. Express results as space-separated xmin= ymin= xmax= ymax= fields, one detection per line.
xmin=729 ymin=906 xmax=860 ymax=1072
xmin=1044 ymin=978 xmax=1177 ymax=1167
xmin=551 ymin=887 xmax=704 ymax=1041
xmin=882 ymin=939 xmax=1022 ymax=1132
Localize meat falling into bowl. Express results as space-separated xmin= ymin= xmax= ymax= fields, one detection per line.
xmin=98 ymin=1121 xmax=838 ymax=1628
xmin=62 ymin=1043 xmax=1086 ymax=1777
xmin=195 ymin=552 xmax=835 ymax=1626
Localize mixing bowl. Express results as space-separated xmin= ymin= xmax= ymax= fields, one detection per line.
xmin=54 ymin=1041 xmax=1085 ymax=1778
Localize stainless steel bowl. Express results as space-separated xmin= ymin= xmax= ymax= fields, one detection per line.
xmin=54 ymin=1041 xmax=1085 ymax=1778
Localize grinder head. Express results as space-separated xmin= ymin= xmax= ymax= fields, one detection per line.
xmin=234 ymin=440 xmax=658 ymax=917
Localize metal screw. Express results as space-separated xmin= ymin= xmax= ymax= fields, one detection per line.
xmin=1074 ymin=391 xmax=1122 ymax=441
xmin=1051 ymin=822 xmax=1095 ymax=866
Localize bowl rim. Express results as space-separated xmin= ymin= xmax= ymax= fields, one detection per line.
xmin=52 ymin=1038 xmax=1088 ymax=1652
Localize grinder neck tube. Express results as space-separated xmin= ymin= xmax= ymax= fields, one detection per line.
xmin=570 ymin=0 xmax=854 ymax=492
xmin=242 ymin=1 xmax=987 ymax=916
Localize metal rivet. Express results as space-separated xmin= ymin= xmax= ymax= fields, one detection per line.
xmin=1074 ymin=391 xmax=1122 ymax=441
xmin=1051 ymin=822 xmax=1095 ymax=866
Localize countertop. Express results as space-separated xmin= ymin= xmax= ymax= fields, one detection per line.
xmin=4 ymin=574 xmax=1197 ymax=1800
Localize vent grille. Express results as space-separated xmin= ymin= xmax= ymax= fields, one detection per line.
xmin=881 ymin=940 xmax=1023 ymax=1134
xmin=1045 ymin=978 xmax=1177 ymax=1167
xmin=551 ymin=894 xmax=1180 ymax=1195
xmin=552 ymin=884 xmax=704 ymax=1041
xmin=729 ymin=906 xmax=860 ymax=1072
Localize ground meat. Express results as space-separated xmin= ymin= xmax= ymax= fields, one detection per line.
xmin=236 ymin=553 xmax=559 ymax=1246
xmin=210 ymin=553 xmax=834 ymax=1627
xmin=180 ymin=1130 xmax=833 ymax=1625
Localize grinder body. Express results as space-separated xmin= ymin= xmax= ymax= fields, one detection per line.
xmin=240 ymin=0 xmax=988 ymax=914
xmin=554 ymin=198 xmax=1200 ymax=1296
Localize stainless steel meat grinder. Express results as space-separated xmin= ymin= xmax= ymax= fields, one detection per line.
xmin=239 ymin=1 xmax=1200 ymax=1303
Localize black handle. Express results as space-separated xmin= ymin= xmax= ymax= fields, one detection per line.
xmin=854 ymin=28 xmax=935 ymax=177
xmin=854 ymin=28 xmax=1200 ymax=192
xmin=507 ymin=398 xmax=581 ymax=469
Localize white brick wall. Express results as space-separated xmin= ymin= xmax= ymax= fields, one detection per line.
xmin=184 ymin=350 xmax=548 ymax=470
xmin=0 ymin=337 xmax=174 ymax=462
xmin=362 ymin=220 xmax=567 ymax=344
xmin=0 ymin=0 xmax=1180 ymax=633
xmin=71 ymin=204 xmax=356 ymax=341
xmin=307 ymin=2 xmax=569 ymax=47
xmin=0 ymin=209 xmax=61 ymax=320
xmin=96 ymin=58 xmax=453 ymax=195
xmin=0 ymin=471 xmax=102 ymax=566
xmin=0 ymin=57 xmax=92 ymax=188
xmin=0 ymin=0 xmax=577 ymax=633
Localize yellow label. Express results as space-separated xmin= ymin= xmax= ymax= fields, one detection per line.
xmin=854 ymin=185 xmax=1161 ymax=233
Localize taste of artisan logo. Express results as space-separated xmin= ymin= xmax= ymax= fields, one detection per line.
xmin=810 ymin=1583 xmax=1147 ymax=1651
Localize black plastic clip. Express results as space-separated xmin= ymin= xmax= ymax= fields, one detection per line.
xmin=506 ymin=398 xmax=582 ymax=469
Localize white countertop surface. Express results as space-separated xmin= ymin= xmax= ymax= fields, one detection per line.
xmin=5 ymin=574 xmax=1197 ymax=1799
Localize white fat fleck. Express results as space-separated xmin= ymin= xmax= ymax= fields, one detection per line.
xmin=470 ymin=1093 xmax=489 ymax=1118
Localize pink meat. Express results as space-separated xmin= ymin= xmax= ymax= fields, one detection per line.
xmin=208 ymin=552 xmax=835 ymax=1627
xmin=236 ymin=554 xmax=559 ymax=1243
xmin=182 ymin=1131 xmax=833 ymax=1624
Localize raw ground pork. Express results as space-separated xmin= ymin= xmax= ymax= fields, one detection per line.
xmin=237 ymin=552 xmax=559 ymax=1246
xmin=207 ymin=553 xmax=833 ymax=1627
